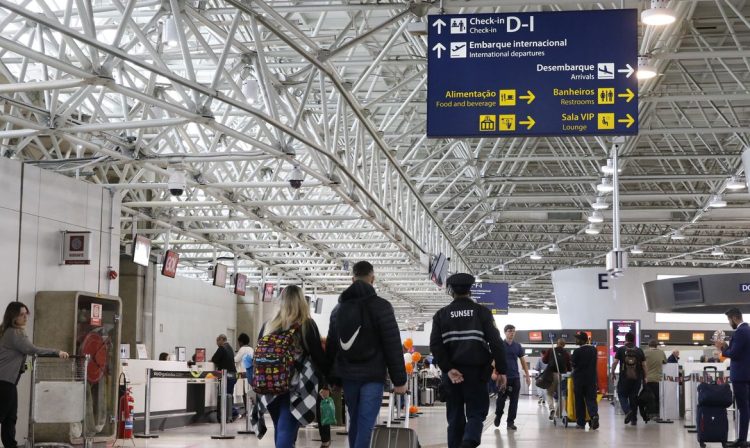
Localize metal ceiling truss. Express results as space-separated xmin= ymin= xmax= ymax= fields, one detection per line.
xmin=0 ymin=0 xmax=749 ymax=326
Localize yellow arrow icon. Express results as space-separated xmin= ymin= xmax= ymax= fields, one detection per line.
xmin=617 ymin=114 xmax=635 ymax=128
xmin=617 ymin=88 xmax=635 ymax=103
xmin=519 ymin=116 xmax=535 ymax=130
xmin=519 ymin=90 xmax=535 ymax=105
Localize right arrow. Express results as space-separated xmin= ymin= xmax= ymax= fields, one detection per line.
xmin=617 ymin=63 xmax=635 ymax=78
xmin=432 ymin=43 xmax=446 ymax=59
xmin=432 ymin=19 xmax=446 ymax=34
xmin=617 ymin=114 xmax=635 ymax=128
xmin=519 ymin=90 xmax=536 ymax=105
xmin=617 ymin=88 xmax=635 ymax=103
xmin=519 ymin=116 xmax=536 ymax=130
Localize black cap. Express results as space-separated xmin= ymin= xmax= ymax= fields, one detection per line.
xmin=446 ymin=273 xmax=475 ymax=287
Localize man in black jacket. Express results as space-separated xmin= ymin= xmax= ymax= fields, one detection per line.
xmin=326 ymin=261 xmax=407 ymax=448
xmin=430 ymin=273 xmax=507 ymax=448
xmin=211 ymin=334 xmax=238 ymax=420
xmin=571 ymin=331 xmax=599 ymax=430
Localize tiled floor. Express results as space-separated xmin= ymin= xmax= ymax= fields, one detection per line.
xmin=118 ymin=395 xmax=727 ymax=447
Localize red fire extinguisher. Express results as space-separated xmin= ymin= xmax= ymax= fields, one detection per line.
xmin=118 ymin=387 xmax=134 ymax=439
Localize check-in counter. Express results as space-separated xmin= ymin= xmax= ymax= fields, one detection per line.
xmin=120 ymin=360 xmax=221 ymax=431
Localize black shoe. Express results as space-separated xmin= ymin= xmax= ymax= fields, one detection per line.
xmin=630 ymin=418 xmax=637 ymax=426
xmin=624 ymin=414 xmax=631 ymax=424
xmin=507 ymin=424 xmax=517 ymax=430
xmin=494 ymin=414 xmax=501 ymax=427
xmin=590 ymin=415 xmax=599 ymax=430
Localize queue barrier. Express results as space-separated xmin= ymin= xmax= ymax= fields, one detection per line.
xmin=133 ymin=368 xmax=235 ymax=440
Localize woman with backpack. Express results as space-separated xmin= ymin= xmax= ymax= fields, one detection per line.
xmin=254 ymin=285 xmax=329 ymax=448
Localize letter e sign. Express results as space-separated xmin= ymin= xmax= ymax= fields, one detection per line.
xmin=598 ymin=273 xmax=609 ymax=290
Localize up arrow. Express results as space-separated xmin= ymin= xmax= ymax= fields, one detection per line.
xmin=433 ymin=19 xmax=446 ymax=34
xmin=617 ymin=63 xmax=635 ymax=78
xmin=432 ymin=43 xmax=446 ymax=59
xmin=519 ymin=116 xmax=536 ymax=130
xmin=617 ymin=114 xmax=635 ymax=128
xmin=617 ymin=88 xmax=635 ymax=103
xmin=519 ymin=90 xmax=535 ymax=105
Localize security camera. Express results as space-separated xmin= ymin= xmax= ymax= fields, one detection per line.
xmin=167 ymin=170 xmax=186 ymax=196
xmin=289 ymin=165 xmax=304 ymax=189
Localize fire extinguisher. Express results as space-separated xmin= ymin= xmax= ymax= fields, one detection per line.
xmin=118 ymin=373 xmax=134 ymax=439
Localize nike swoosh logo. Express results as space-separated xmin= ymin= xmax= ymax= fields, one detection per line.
xmin=340 ymin=327 xmax=361 ymax=351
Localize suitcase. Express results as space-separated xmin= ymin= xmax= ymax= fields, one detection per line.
xmin=420 ymin=387 xmax=435 ymax=406
xmin=638 ymin=386 xmax=658 ymax=421
xmin=696 ymin=405 xmax=728 ymax=447
xmin=369 ymin=393 xmax=419 ymax=448
xmin=697 ymin=383 xmax=733 ymax=408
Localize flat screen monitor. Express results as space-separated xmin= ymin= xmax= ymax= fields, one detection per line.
xmin=234 ymin=273 xmax=247 ymax=296
xmin=673 ymin=279 xmax=704 ymax=305
xmin=213 ymin=263 xmax=228 ymax=287
xmin=133 ymin=235 xmax=151 ymax=267
xmin=262 ymin=282 xmax=275 ymax=302
xmin=314 ymin=297 xmax=323 ymax=314
xmin=430 ymin=253 xmax=447 ymax=287
xmin=161 ymin=250 xmax=179 ymax=278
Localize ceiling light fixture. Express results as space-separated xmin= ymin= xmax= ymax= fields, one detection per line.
xmin=509 ymin=285 xmax=518 ymax=292
xmin=164 ymin=15 xmax=179 ymax=48
xmin=542 ymin=306 xmax=550 ymax=310
xmin=242 ymin=79 xmax=260 ymax=104
xmin=630 ymin=245 xmax=644 ymax=255
xmin=596 ymin=177 xmax=614 ymax=193
xmin=726 ymin=176 xmax=745 ymax=190
xmin=671 ymin=230 xmax=686 ymax=240
xmin=529 ymin=251 xmax=542 ymax=260
xmin=591 ymin=197 xmax=610 ymax=210
xmin=522 ymin=296 xmax=530 ymax=301
xmin=601 ymin=158 xmax=622 ymax=175
xmin=585 ymin=224 xmax=601 ymax=235
xmin=708 ymin=194 xmax=727 ymax=208
xmin=548 ymin=243 xmax=561 ymax=253
xmin=637 ymin=56 xmax=658 ymax=80
xmin=588 ymin=211 xmax=604 ymax=223
xmin=711 ymin=246 xmax=725 ymax=256
xmin=641 ymin=0 xmax=677 ymax=26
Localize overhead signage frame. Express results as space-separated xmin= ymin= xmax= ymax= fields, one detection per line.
xmin=427 ymin=9 xmax=638 ymax=137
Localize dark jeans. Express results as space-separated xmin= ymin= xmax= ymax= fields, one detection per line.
xmin=495 ymin=377 xmax=521 ymax=425
xmin=618 ymin=377 xmax=641 ymax=421
xmin=573 ymin=379 xmax=598 ymax=426
xmin=647 ymin=381 xmax=660 ymax=417
xmin=342 ymin=380 xmax=384 ymax=448
xmin=444 ymin=369 xmax=490 ymax=448
xmin=734 ymin=381 xmax=750 ymax=442
xmin=267 ymin=393 xmax=300 ymax=448
xmin=0 ymin=381 xmax=18 ymax=448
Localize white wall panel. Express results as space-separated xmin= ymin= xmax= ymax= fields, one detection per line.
xmin=0 ymin=207 xmax=20 ymax=313
xmin=0 ymin=159 xmax=20 ymax=211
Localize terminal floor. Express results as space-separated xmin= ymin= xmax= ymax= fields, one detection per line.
xmin=121 ymin=396 xmax=725 ymax=447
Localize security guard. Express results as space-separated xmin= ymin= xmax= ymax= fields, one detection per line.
xmin=430 ymin=273 xmax=508 ymax=448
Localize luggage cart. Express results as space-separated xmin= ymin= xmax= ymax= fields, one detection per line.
xmin=27 ymin=355 xmax=89 ymax=448
xmin=544 ymin=339 xmax=568 ymax=427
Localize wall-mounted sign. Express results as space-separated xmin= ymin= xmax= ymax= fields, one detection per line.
xmin=161 ymin=250 xmax=179 ymax=278
xmin=529 ymin=331 xmax=543 ymax=342
xmin=213 ymin=263 xmax=228 ymax=287
xmin=692 ymin=332 xmax=705 ymax=341
xmin=234 ymin=274 xmax=247 ymax=296
xmin=470 ymin=282 xmax=509 ymax=315
xmin=657 ymin=332 xmax=671 ymax=341
xmin=61 ymin=231 xmax=92 ymax=265
xmin=427 ymin=9 xmax=638 ymax=137
xmin=133 ymin=235 xmax=151 ymax=267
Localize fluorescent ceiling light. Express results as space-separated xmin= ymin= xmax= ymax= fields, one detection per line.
xmin=585 ymin=224 xmax=601 ymax=235
xmin=596 ymin=177 xmax=614 ymax=193
xmin=591 ymin=197 xmax=610 ymax=210
xmin=711 ymin=247 xmax=725 ymax=256
xmin=637 ymin=56 xmax=658 ymax=80
xmin=588 ymin=211 xmax=604 ymax=223
xmin=529 ymin=251 xmax=542 ymax=260
xmin=641 ymin=0 xmax=677 ymax=26
xmin=522 ymin=296 xmax=530 ymax=301
xmin=164 ymin=15 xmax=179 ymax=48
xmin=509 ymin=285 xmax=518 ymax=292
xmin=630 ymin=245 xmax=643 ymax=254
xmin=522 ymin=303 xmax=530 ymax=307
xmin=671 ymin=230 xmax=686 ymax=240
xmin=242 ymin=79 xmax=260 ymax=103
xmin=726 ymin=176 xmax=745 ymax=190
xmin=548 ymin=243 xmax=561 ymax=253
xmin=542 ymin=306 xmax=550 ymax=310
xmin=708 ymin=194 xmax=727 ymax=208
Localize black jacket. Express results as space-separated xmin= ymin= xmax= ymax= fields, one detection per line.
xmin=571 ymin=344 xmax=598 ymax=386
xmin=429 ymin=296 xmax=507 ymax=378
xmin=326 ymin=281 xmax=407 ymax=387
xmin=211 ymin=342 xmax=237 ymax=373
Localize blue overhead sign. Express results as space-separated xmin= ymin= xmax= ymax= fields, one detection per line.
xmin=471 ymin=282 xmax=509 ymax=315
xmin=427 ymin=10 xmax=638 ymax=137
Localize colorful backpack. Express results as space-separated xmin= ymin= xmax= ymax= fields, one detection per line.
xmin=251 ymin=325 xmax=300 ymax=395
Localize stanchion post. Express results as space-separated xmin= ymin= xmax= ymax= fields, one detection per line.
xmin=212 ymin=369 xmax=235 ymax=439
xmin=237 ymin=374 xmax=254 ymax=435
xmin=135 ymin=368 xmax=158 ymax=438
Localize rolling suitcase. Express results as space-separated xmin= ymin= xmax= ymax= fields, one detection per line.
xmin=369 ymin=393 xmax=419 ymax=448
xmin=696 ymin=367 xmax=730 ymax=447
xmin=420 ymin=387 xmax=435 ymax=406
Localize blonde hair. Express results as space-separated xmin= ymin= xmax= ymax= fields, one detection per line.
xmin=264 ymin=285 xmax=310 ymax=341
